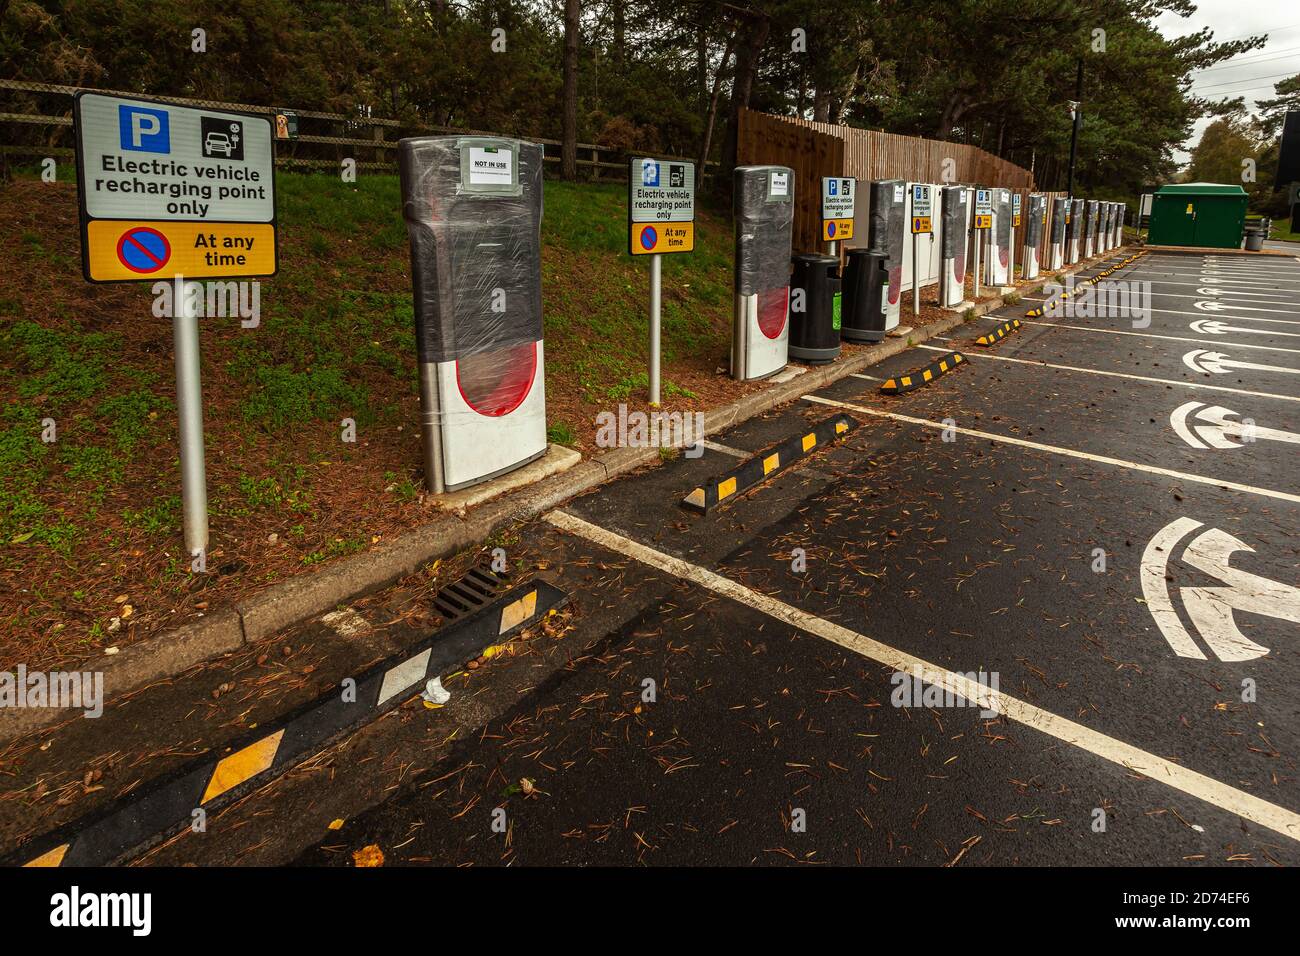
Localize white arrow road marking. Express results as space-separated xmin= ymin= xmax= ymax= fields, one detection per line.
xmin=1189 ymin=318 xmax=1300 ymax=339
xmin=1183 ymin=349 xmax=1300 ymax=376
xmin=1141 ymin=517 xmax=1210 ymax=660
xmin=1194 ymin=299 xmax=1300 ymax=316
xmin=1182 ymin=526 xmax=1300 ymax=661
xmin=1197 ymin=286 xmax=1300 ymax=303
xmin=1141 ymin=518 xmax=1300 ymax=662
xmin=550 ymin=510 xmax=1300 ymax=844
xmin=1169 ymin=401 xmax=1300 ymax=449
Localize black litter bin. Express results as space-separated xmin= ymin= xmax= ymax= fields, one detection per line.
xmin=788 ymin=253 xmax=841 ymax=363
xmin=841 ymin=247 xmax=889 ymax=342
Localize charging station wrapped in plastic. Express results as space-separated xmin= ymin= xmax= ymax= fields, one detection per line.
xmin=994 ymin=188 xmax=1012 ymax=271
xmin=732 ymin=165 xmax=794 ymax=380
xmin=938 ymin=185 xmax=969 ymax=307
xmin=399 ymin=135 xmax=547 ymax=492
xmin=1049 ymin=196 xmax=1067 ymax=270
xmin=868 ymin=179 xmax=905 ymax=329
xmin=734 ymin=166 xmax=794 ymax=298
xmin=1023 ymin=193 xmax=1046 ymax=279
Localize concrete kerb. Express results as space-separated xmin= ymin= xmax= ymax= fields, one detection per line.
xmin=0 ymin=246 xmax=1128 ymax=743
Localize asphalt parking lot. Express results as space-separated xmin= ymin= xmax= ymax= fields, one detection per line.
xmin=7 ymin=249 xmax=1298 ymax=868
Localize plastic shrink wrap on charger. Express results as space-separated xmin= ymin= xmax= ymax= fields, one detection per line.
xmin=1050 ymin=197 xmax=1068 ymax=245
xmin=734 ymin=166 xmax=794 ymax=298
xmin=398 ymin=135 xmax=547 ymax=492
xmin=399 ymin=135 xmax=544 ymax=413
xmin=1025 ymin=194 xmax=1046 ymax=249
xmin=868 ymin=180 xmax=905 ymax=312
xmin=995 ymin=188 xmax=1012 ymax=269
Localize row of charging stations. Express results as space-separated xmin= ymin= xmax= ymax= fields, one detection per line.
xmin=395 ymin=135 xmax=1130 ymax=492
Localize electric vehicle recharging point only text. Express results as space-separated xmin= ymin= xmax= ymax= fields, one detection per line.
xmin=399 ymin=135 xmax=548 ymax=494
xmin=732 ymin=165 xmax=794 ymax=381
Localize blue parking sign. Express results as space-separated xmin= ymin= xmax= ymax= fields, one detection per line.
xmin=118 ymin=105 xmax=170 ymax=154
xmin=641 ymin=158 xmax=659 ymax=187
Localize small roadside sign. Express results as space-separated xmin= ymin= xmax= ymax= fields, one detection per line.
xmin=974 ymin=188 xmax=992 ymax=229
xmin=1013 ymin=193 xmax=1022 ymax=227
xmin=74 ymin=92 xmax=277 ymax=282
xmin=821 ymin=176 xmax=855 ymax=241
xmin=629 ymin=157 xmax=695 ymax=255
xmin=911 ymin=183 xmax=933 ymax=234
xmin=274 ymin=110 xmax=299 ymax=140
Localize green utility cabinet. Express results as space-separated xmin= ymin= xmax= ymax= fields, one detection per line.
xmin=1147 ymin=183 xmax=1248 ymax=248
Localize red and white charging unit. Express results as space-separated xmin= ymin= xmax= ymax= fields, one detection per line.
xmin=732 ymin=165 xmax=794 ymax=381
xmin=939 ymin=185 xmax=971 ymax=307
xmin=399 ymin=136 xmax=548 ymax=493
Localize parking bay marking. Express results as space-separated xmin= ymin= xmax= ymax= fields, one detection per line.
xmin=974 ymin=316 xmax=1300 ymax=355
xmin=1171 ymin=401 xmax=1300 ymax=451
xmin=1196 ymin=299 xmax=1300 ymax=317
xmin=1183 ymin=349 xmax=1300 ymax=378
xmin=1006 ymin=303 xmax=1300 ymax=329
xmin=802 ymin=393 xmax=1300 ymax=505
xmin=1142 ymin=517 xmax=1300 ymax=662
xmin=545 ymin=509 xmax=1300 ymax=844
xmin=917 ymin=343 xmax=1300 ymax=404
xmin=1190 ymin=318 xmax=1300 ymax=340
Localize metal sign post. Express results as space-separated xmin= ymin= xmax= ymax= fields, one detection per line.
xmin=1010 ymin=193 xmax=1021 ymax=282
xmin=649 ymin=253 xmax=662 ymax=405
xmin=910 ymin=184 xmax=933 ymax=316
xmin=821 ymin=176 xmax=856 ymax=259
xmin=973 ymin=188 xmax=992 ymax=299
xmin=73 ymin=92 xmax=276 ymax=561
xmin=629 ymin=157 xmax=696 ymax=408
xmin=172 ymin=277 xmax=208 ymax=556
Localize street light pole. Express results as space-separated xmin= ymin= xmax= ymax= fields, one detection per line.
xmin=1066 ymin=58 xmax=1083 ymax=196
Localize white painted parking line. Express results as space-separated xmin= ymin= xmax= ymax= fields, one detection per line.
xmin=1005 ymin=304 xmax=1300 ymax=328
xmin=703 ymin=440 xmax=749 ymax=459
xmin=977 ymin=315 xmax=1300 ymax=353
xmin=916 ymin=344 xmax=1300 ymax=404
xmin=802 ymin=393 xmax=1300 ymax=504
xmin=1140 ymin=272 xmax=1300 ymax=287
xmin=546 ymin=509 xmax=1300 ymax=844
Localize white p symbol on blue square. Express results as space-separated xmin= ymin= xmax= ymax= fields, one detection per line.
xmin=641 ymin=158 xmax=659 ymax=187
xmin=118 ymin=105 xmax=170 ymax=153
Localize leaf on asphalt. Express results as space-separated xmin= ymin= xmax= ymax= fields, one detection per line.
xmin=352 ymin=844 xmax=384 ymax=867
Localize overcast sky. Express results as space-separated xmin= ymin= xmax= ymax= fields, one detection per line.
xmin=1156 ymin=0 xmax=1300 ymax=165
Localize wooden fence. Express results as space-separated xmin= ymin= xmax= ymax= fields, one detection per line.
xmin=739 ymin=109 xmax=1071 ymax=262
xmin=0 ymin=79 xmax=707 ymax=180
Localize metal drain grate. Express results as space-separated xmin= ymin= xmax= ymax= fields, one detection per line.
xmin=432 ymin=563 xmax=511 ymax=624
